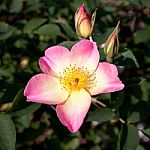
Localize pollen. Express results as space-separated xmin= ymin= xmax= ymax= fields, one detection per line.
xmin=59 ymin=65 xmax=96 ymax=93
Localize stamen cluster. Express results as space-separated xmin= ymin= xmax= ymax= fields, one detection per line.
xmin=59 ymin=64 xmax=96 ymax=93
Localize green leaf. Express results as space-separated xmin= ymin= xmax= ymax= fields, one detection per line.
xmin=119 ymin=124 xmax=139 ymax=150
xmin=12 ymin=103 xmax=41 ymax=117
xmin=0 ymin=114 xmax=16 ymax=150
xmin=7 ymin=89 xmax=41 ymax=117
xmin=59 ymin=23 xmax=78 ymax=40
xmin=111 ymin=90 xmax=125 ymax=110
xmin=115 ymin=50 xmax=139 ymax=68
xmin=129 ymin=0 xmax=141 ymax=6
xmin=0 ymin=21 xmax=16 ymax=40
xmin=0 ymin=84 xmax=22 ymax=104
xmin=34 ymin=24 xmax=61 ymax=37
xmin=87 ymin=0 xmax=97 ymax=10
xmin=59 ymin=41 xmax=77 ymax=49
xmin=87 ymin=107 xmax=115 ymax=122
xmin=134 ymin=28 xmax=150 ymax=44
xmin=9 ymin=0 xmax=23 ymax=13
xmin=142 ymin=128 xmax=150 ymax=138
xmin=14 ymin=115 xmax=30 ymax=128
xmin=23 ymin=18 xmax=47 ymax=34
xmin=140 ymin=0 xmax=150 ymax=5
xmin=103 ymin=6 xmax=116 ymax=12
xmin=0 ymin=1 xmax=7 ymax=11
xmin=126 ymin=77 xmax=145 ymax=87
xmin=136 ymin=145 xmax=145 ymax=150
xmin=24 ymin=0 xmax=43 ymax=13
xmin=127 ymin=101 xmax=150 ymax=123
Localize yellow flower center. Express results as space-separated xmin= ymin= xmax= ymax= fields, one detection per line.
xmin=59 ymin=65 xmax=96 ymax=93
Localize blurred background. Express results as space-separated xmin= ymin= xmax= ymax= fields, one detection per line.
xmin=0 ymin=0 xmax=150 ymax=150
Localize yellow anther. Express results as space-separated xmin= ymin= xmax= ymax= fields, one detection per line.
xmin=59 ymin=65 xmax=96 ymax=93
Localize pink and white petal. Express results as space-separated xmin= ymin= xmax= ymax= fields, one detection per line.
xmin=24 ymin=73 xmax=69 ymax=105
xmin=39 ymin=57 xmax=56 ymax=76
xmin=56 ymin=89 xmax=91 ymax=133
xmin=45 ymin=46 xmax=70 ymax=75
xmin=90 ymin=62 xmax=124 ymax=95
xmin=70 ymin=39 xmax=100 ymax=73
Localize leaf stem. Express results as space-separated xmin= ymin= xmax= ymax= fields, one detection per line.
xmin=92 ymin=98 xmax=106 ymax=107
xmin=119 ymin=118 xmax=125 ymax=124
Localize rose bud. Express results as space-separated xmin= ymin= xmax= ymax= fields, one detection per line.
xmin=75 ymin=4 xmax=96 ymax=38
xmin=104 ymin=21 xmax=120 ymax=62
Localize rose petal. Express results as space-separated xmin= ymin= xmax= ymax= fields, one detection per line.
xmin=56 ymin=89 xmax=91 ymax=133
xmin=45 ymin=46 xmax=70 ymax=75
xmin=24 ymin=73 xmax=69 ymax=105
xmin=70 ymin=39 xmax=99 ymax=74
xmin=90 ymin=62 xmax=124 ymax=95
xmin=39 ymin=57 xmax=56 ymax=76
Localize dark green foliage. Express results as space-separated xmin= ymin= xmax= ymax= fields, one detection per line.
xmin=119 ymin=124 xmax=139 ymax=150
xmin=0 ymin=114 xmax=16 ymax=150
xmin=87 ymin=107 xmax=115 ymax=122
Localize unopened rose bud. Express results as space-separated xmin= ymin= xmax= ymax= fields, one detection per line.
xmin=75 ymin=4 xmax=96 ymax=38
xmin=104 ymin=21 xmax=120 ymax=62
